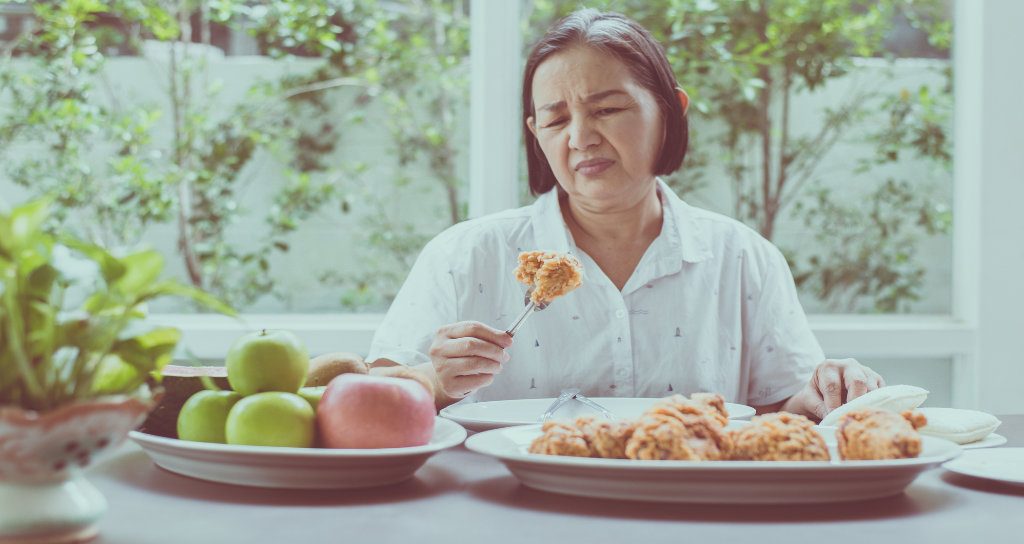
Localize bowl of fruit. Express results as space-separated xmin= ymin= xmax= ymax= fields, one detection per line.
xmin=130 ymin=330 xmax=465 ymax=489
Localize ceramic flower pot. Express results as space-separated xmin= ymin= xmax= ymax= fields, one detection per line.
xmin=0 ymin=396 xmax=154 ymax=544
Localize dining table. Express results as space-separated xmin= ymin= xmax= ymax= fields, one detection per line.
xmin=87 ymin=415 xmax=1024 ymax=544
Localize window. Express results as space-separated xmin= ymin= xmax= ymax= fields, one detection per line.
xmin=524 ymin=0 xmax=954 ymax=315
xmin=0 ymin=0 xmax=471 ymax=314
xmin=3 ymin=1 xmax=1021 ymax=413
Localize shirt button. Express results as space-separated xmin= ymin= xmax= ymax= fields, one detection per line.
xmin=615 ymin=309 xmax=625 ymax=318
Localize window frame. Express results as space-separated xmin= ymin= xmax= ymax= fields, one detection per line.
xmin=154 ymin=0 xmax=1024 ymax=413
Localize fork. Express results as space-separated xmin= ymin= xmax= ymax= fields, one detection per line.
xmin=538 ymin=388 xmax=616 ymax=422
xmin=504 ymin=287 xmax=548 ymax=337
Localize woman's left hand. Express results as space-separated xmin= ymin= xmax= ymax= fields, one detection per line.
xmin=782 ymin=358 xmax=886 ymax=421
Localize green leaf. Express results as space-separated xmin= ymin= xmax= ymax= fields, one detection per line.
xmin=90 ymin=354 xmax=144 ymax=396
xmin=142 ymin=280 xmax=237 ymax=316
xmin=24 ymin=263 xmax=58 ymax=301
xmin=112 ymin=325 xmax=180 ymax=367
xmin=113 ymin=249 xmax=164 ymax=296
xmin=2 ymin=199 xmax=51 ymax=254
xmin=60 ymin=237 xmax=126 ymax=285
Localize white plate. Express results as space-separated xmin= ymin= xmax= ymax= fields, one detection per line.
xmin=441 ymin=397 xmax=756 ymax=432
xmin=129 ymin=417 xmax=466 ymax=489
xmin=943 ymin=447 xmax=1024 ymax=487
xmin=465 ymin=423 xmax=961 ymax=504
xmin=960 ymin=433 xmax=1008 ymax=450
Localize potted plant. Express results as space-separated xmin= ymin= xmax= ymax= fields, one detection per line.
xmin=0 ymin=198 xmax=233 ymax=543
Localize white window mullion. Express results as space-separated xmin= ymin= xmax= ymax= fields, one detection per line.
xmin=952 ymin=0 xmax=983 ymax=409
xmin=468 ymin=0 xmax=521 ymax=218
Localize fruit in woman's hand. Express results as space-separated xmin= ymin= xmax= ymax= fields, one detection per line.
xmin=306 ymin=352 xmax=368 ymax=386
xmin=176 ymin=390 xmax=243 ymax=443
xmin=226 ymin=329 xmax=308 ymax=395
xmin=298 ymin=386 xmax=326 ymax=411
xmin=318 ymin=373 xmax=435 ymax=449
xmin=225 ymin=392 xmax=315 ymax=448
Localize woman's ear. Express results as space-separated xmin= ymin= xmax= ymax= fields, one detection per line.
xmin=676 ymin=87 xmax=690 ymax=116
xmin=526 ymin=116 xmax=537 ymax=139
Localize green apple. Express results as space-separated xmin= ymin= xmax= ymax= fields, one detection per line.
xmin=225 ymin=392 xmax=315 ymax=448
xmin=225 ymin=329 xmax=309 ymax=396
xmin=298 ymin=386 xmax=326 ymax=411
xmin=177 ymin=390 xmax=243 ymax=443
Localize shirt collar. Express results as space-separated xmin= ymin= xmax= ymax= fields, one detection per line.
xmin=530 ymin=179 xmax=713 ymax=266
xmin=658 ymin=178 xmax=714 ymax=264
xmin=530 ymin=187 xmax=576 ymax=254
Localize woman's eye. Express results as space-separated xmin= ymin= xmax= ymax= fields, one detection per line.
xmin=542 ymin=118 xmax=566 ymax=128
xmin=596 ymin=107 xmax=622 ymax=116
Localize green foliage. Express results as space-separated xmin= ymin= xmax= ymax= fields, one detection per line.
xmin=0 ymin=198 xmax=234 ymax=412
xmin=530 ymin=0 xmax=952 ymax=312
xmin=792 ymin=179 xmax=951 ymax=312
xmin=1 ymin=0 xmax=952 ymax=314
xmin=1 ymin=0 xmax=469 ymax=312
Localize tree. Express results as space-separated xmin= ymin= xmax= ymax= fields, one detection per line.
xmin=528 ymin=0 xmax=952 ymax=312
xmin=0 ymin=0 xmax=471 ymax=311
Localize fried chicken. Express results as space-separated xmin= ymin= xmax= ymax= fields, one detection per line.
xmin=529 ymin=417 xmax=635 ymax=458
xmin=836 ymin=408 xmax=927 ymax=460
xmin=515 ymin=251 xmax=557 ymax=286
xmin=574 ymin=416 xmax=636 ymax=459
xmin=530 ymin=393 xmax=733 ymax=461
xmin=649 ymin=393 xmax=730 ymax=427
xmin=528 ymin=420 xmax=592 ymax=457
xmin=514 ymin=251 xmax=582 ymax=305
xmin=730 ymin=412 xmax=830 ymax=461
xmin=625 ymin=404 xmax=733 ymax=461
xmin=624 ymin=414 xmax=701 ymax=460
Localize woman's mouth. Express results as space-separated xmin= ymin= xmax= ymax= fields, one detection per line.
xmin=574 ymin=158 xmax=614 ymax=177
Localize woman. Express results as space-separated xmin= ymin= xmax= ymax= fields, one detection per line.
xmin=367 ymin=9 xmax=884 ymax=420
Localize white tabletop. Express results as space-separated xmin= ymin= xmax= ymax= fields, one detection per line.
xmin=90 ymin=416 xmax=1024 ymax=544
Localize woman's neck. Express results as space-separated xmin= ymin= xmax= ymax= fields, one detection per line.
xmin=561 ymin=184 xmax=663 ymax=248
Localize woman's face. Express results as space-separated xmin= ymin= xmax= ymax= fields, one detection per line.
xmin=528 ymin=45 xmax=664 ymax=210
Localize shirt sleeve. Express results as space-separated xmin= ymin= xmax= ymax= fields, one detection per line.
xmin=366 ymin=235 xmax=459 ymax=367
xmin=743 ymin=244 xmax=824 ymax=406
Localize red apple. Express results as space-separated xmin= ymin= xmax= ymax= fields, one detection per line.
xmin=318 ymin=373 xmax=436 ymax=449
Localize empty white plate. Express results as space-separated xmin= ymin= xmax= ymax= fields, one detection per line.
xmin=943 ymin=447 xmax=1024 ymax=487
xmin=466 ymin=423 xmax=961 ymax=504
xmin=130 ymin=417 xmax=466 ymax=489
xmin=441 ymin=397 xmax=756 ymax=432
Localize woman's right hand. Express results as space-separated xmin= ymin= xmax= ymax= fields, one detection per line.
xmin=429 ymin=321 xmax=513 ymax=399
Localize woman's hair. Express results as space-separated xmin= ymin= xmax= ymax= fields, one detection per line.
xmin=522 ymin=9 xmax=688 ymax=196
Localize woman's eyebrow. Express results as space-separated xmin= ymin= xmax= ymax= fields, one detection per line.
xmin=538 ymin=89 xmax=629 ymax=113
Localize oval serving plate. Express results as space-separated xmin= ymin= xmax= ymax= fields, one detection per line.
xmin=466 ymin=422 xmax=960 ymax=504
xmin=130 ymin=417 xmax=466 ymax=489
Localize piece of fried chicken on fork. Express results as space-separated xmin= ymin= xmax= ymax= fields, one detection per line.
xmin=730 ymin=412 xmax=831 ymax=461
xmin=530 ymin=255 xmax=582 ymax=305
xmin=514 ymin=251 xmax=557 ymax=286
xmin=514 ymin=251 xmax=582 ymax=306
xmin=836 ymin=408 xmax=927 ymax=460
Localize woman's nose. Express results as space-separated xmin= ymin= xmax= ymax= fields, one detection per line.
xmin=568 ymin=118 xmax=600 ymax=151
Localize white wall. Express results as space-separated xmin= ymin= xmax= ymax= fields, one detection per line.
xmin=960 ymin=0 xmax=1024 ymax=414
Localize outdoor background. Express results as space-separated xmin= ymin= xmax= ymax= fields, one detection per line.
xmin=0 ymin=0 xmax=953 ymax=316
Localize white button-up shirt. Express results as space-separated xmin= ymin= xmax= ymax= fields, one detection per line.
xmin=367 ymin=180 xmax=823 ymax=406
